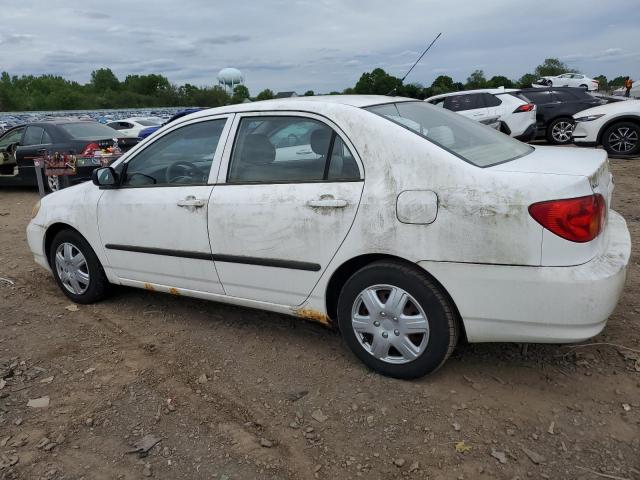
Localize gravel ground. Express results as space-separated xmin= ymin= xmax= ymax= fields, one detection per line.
xmin=0 ymin=157 xmax=639 ymax=480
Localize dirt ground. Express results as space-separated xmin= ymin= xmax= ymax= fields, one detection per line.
xmin=1 ymin=157 xmax=639 ymax=480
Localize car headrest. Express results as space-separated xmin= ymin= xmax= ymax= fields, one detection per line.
xmin=310 ymin=128 xmax=332 ymax=155
xmin=240 ymin=134 xmax=275 ymax=165
xmin=428 ymin=126 xmax=455 ymax=148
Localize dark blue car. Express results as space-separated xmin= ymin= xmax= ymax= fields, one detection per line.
xmin=138 ymin=108 xmax=205 ymax=139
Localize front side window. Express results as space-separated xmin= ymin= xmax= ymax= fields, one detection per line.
xmin=366 ymin=101 xmax=532 ymax=167
xmin=227 ymin=116 xmax=360 ymax=183
xmin=123 ymin=119 xmax=226 ymax=186
xmin=0 ymin=128 xmax=24 ymax=148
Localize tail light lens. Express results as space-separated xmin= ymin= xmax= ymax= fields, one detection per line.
xmin=82 ymin=142 xmax=100 ymax=156
xmin=513 ymin=103 xmax=535 ymax=113
xmin=529 ymin=194 xmax=606 ymax=243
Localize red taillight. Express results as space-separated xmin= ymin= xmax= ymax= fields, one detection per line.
xmin=82 ymin=142 xmax=100 ymax=156
xmin=513 ymin=103 xmax=535 ymax=113
xmin=529 ymin=194 xmax=606 ymax=243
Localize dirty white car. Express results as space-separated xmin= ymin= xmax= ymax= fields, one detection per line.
xmin=27 ymin=95 xmax=631 ymax=379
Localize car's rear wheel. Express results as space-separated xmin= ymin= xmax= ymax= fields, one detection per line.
xmin=579 ymin=84 xmax=588 ymax=90
xmin=547 ymin=117 xmax=575 ymax=145
xmin=602 ymin=122 xmax=640 ymax=156
xmin=46 ymin=175 xmax=60 ymax=192
xmin=49 ymin=229 xmax=110 ymax=304
xmin=337 ymin=261 xmax=458 ymax=379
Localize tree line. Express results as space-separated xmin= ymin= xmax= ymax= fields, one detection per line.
xmin=0 ymin=58 xmax=630 ymax=112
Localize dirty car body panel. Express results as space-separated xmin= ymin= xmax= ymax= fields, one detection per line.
xmin=27 ymin=95 xmax=631 ymax=376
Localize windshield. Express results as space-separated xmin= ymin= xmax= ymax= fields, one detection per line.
xmin=365 ymin=101 xmax=533 ymax=167
xmin=60 ymin=122 xmax=122 ymax=140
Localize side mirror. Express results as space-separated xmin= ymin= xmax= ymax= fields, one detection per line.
xmin=92 ymin=167 xmax=119 ymax=189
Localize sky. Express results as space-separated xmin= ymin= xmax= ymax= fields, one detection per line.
xmin=1 ymin=0 xmax=639 ymax=94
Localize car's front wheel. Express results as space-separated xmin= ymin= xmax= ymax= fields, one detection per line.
xmin=602 ymin=122 xmax=640 ymax=156
xmin=337 ymin=261 xmax=458 ymax=379
xmin=46 ymin=175 xmax=60 ymax=192
xmin=49 ymin=229 xmax=110 ymax=304
xmin=547 ymin=117 xmax=575 ymax=145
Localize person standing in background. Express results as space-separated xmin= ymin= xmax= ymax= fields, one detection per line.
xmin=624 ymin=77 xmax=633 ymax=97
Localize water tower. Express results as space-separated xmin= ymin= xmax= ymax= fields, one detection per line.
xmin=218 ymin=68 xmax=244 ymax=93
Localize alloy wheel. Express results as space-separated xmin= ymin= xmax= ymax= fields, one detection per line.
xmin=351 ymin=284 xmax=429 ymax=364
xmin=54 ymin=242 xmax=90 ymax=295
xmin=608 ymin=127 xmax=639 ymax=154
xmin=47 ymin=175 xmax=60 ymax=192
xmin=551 ymin=121 xmax=574 ymax=143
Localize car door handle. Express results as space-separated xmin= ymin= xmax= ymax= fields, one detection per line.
xmin=307 ymin=197 xmax=348 ymax=208
xmin=177 ymin=196 xmax=206 ymax=208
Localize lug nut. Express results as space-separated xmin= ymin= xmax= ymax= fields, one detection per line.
xmin=382 ymin=332 xmax=388 ymax=338
xmin=393 ymin=317 xmax=398 ymax=321
xmin=394 ymin=329 xmax=400 ymax=336
xmin=373 ymin=321 xmax=380 ymax=327
xmin=380 ymin=312 xmax=386 ymax=317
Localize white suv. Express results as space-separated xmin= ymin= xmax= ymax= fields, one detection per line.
xmin=426 ymin=88 xmax=537 ymax=141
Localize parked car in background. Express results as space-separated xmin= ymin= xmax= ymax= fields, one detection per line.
xmin=107 ymin=117 xmax=163 ymax=138
xmin=138 ymin=108 xmax=205 ymax=139
xmin=519 ymin=87 xmax=604 ymax=144
xmin=573 ymin=99 xmax=640 ymax=156
xmin=27 ymin=95 xmax=630 ymax=379
xmin=0 ymin=120 xmax=139 ymax=191
xmin=533 ymin=73 xmax=599 ymax=91
xmin=426 ymin=88 xmax=537 ymax=141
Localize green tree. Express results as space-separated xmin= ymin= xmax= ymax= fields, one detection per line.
xmin=430 ymin=75 xmax=455 ymax=94
xmin=354 ymin=68 xmax=402 ymax=95
xmin=534 ymin=58 xmax=577 ymax=78
xmin=304 ymin=90 xmax=314 ymax=96
xmin=90 ymin=68 xmax=120 ymax=92
xmin=465 ymin=70 xmax=488 ymax=89
xmin=593 ymin=75 xmax=607 ymax=91
xmin=255 ymin=88 xmax=274 ymax=101
xmin=486 ymin=75 xmax=515 ymax=89
xmin=609 ymin=76 xmax=626 ymax=88
xmin=517 ymin=73 xmax=538 ymax=88
xmin=231 ymin=84 xmax=250 ymax=104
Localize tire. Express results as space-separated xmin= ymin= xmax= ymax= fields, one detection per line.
xmin=337 ymin=260 xmax=459 ymax=379
xmin=545 ymin=80 xmax=553 ymax=87
xmin=49 ymin=229 xmax=110 ymax=304
xmin=546 ymin=117 xmax=575 ymax=145
xmin=602 ymin=122 xmax=640 ymax=156
xmin=46 ymin=175 xmax=60 ymax=192
xmin=579 ymin=84 xmax=588 ymax=90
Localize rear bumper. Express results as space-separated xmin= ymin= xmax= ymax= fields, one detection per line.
xmin=514 ymin=123 xmax=537 ymax=142
xmin=418 ymin=210 xmax=630 ymax=343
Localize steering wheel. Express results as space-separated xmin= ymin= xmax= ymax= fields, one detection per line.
xmin=165 ymin=160 xmax=202 ymax=184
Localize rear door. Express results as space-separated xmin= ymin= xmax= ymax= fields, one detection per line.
xmin=97 ymin=115 xmax=232 ymax=293
xmin=444 ymin=94 xmax=490 ymax=123
xmin=208 ymin=112 xmax=364 ymax=306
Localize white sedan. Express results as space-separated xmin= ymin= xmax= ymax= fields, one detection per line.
xmin=573 ymin=100 xmax=640 ymax=156
xmin=107 ymin=117 xmax=163 ymax=138
xmin=27 ymin=96 xmax=630 ymax=379
xmin=534 ymin=73 xmax=599 ymax=91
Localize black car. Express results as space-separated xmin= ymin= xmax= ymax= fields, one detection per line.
xmin=519 ymin=87 xmax=603 ymax=145
xmin=0 ymin=120 xmax=138 ymax=191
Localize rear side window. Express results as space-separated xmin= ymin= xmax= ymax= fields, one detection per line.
xmin=483 ymin=93 xmax=502 ymax=107
xmin=0 ymin=128 xmax=24 ymax=148
xmin=443 ymin=94 xmax=484 ymax=112
xmin=60 ymin=122 xmax=122 ymax=140
xmin=366 ymin=101 xmax=532 ymax=167
xmin=23 ymin=126 xmax=46 ymax=146
xmin=228 ymin=116 xmax=360 ymax=183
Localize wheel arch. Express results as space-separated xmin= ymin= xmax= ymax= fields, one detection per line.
xmin=597 ymin=116 xmax=640 ymax=145
xmin=43 ymin=222 xmax=84 ymax=268
xmin=324 ymin=253 xmax=465 ymax=339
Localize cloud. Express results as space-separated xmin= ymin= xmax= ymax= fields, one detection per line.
xmin=0 ymin=0 xmax=638 ymax=93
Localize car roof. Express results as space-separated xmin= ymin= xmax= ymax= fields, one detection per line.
xmin=520 ymin=86 xmax=587 ymax=92
xmin=425 ymin=88 xmax=519 ymax=101
xmin=183 ymin=95 xmax=415 ymax=120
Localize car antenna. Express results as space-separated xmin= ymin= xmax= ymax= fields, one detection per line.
xmin=387 ymin=32 xmax=442 ymax=96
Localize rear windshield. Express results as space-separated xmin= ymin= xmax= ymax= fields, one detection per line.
xmin=59 ymin=122 xmax=122 ymax=140
xmin=365 ymin=101 xmax=533 ymax=167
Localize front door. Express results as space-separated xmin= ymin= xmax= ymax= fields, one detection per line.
xmin=97 ymin=116 xmax=231 ymax=294
xmin=208 ymin=113 xmax=364 ymax=306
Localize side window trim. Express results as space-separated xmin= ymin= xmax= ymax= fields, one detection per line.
xmin=216 ymin=111 xmax=363 ymax=185
xmin=115 ymin=114 xmax=233 ymax=189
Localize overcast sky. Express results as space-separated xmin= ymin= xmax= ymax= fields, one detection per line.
xmin=1 ymin=0 xmax=638 ymax=94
